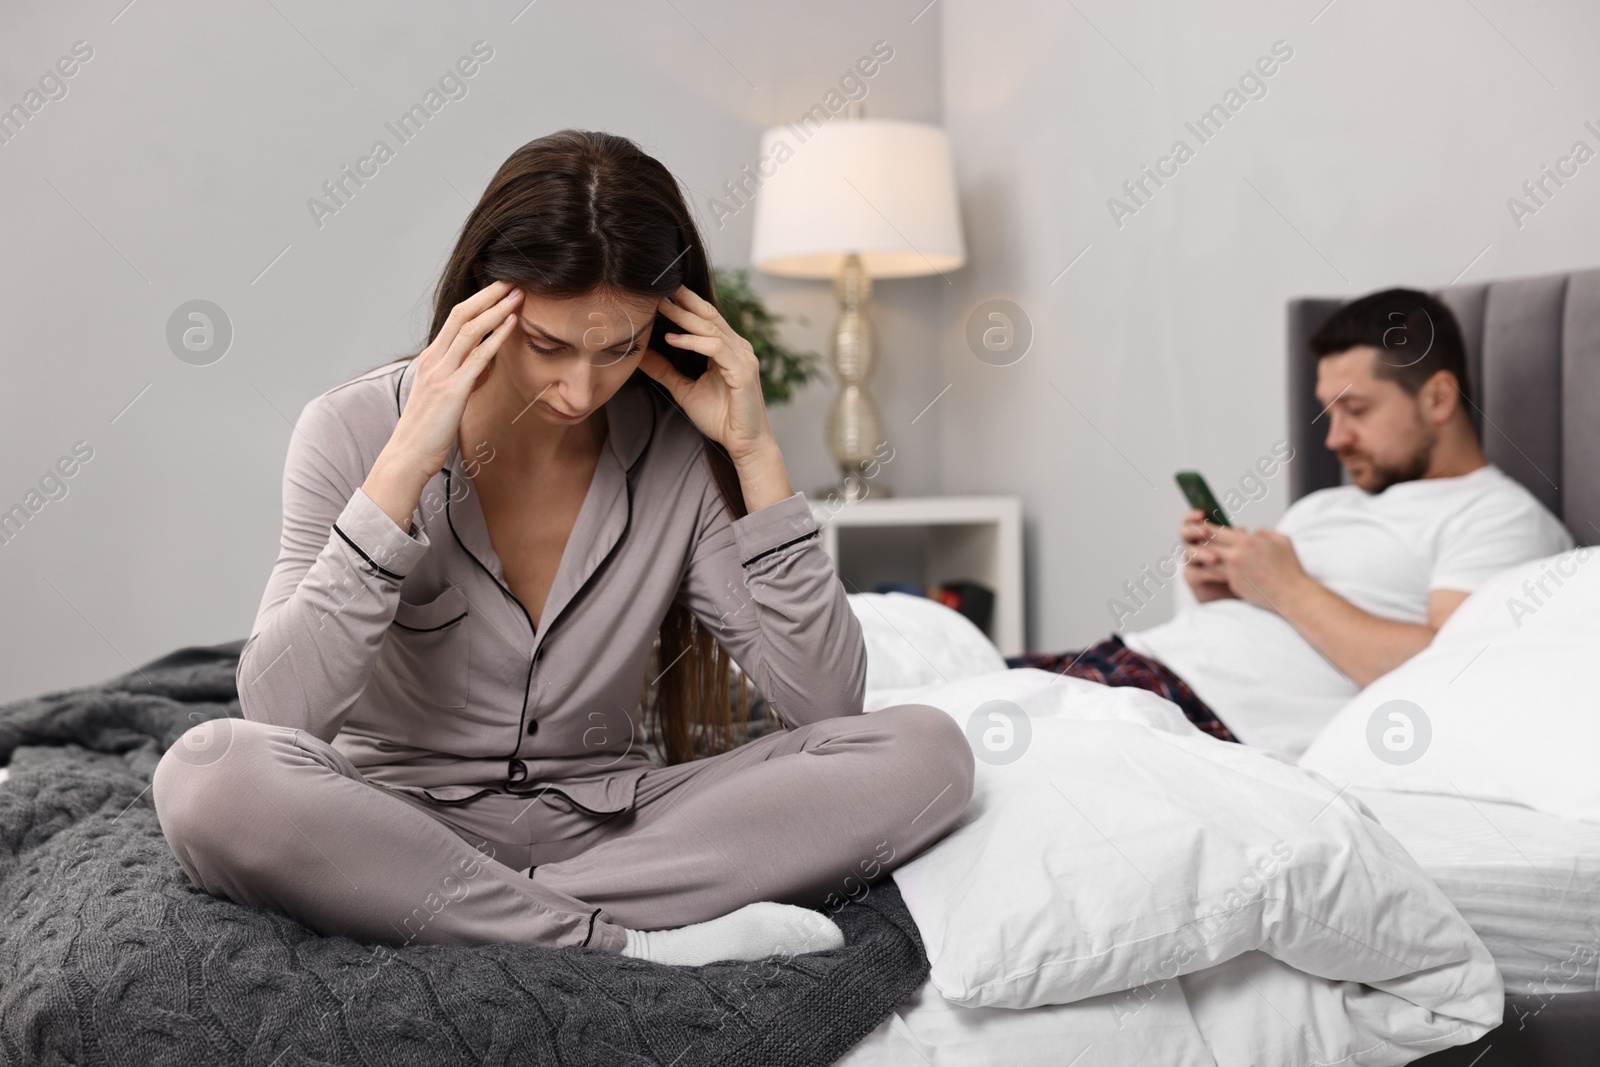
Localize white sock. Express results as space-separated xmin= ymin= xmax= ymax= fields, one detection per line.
xmin=620 ymin=902 xmax=845 ymax=966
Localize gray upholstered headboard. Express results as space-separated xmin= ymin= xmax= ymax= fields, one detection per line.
xmin=1287 ymin=266 xmax=1600 ymax=547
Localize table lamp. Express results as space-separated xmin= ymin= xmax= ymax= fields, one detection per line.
xmin=750 ymin=114 xmax=965 ymax=500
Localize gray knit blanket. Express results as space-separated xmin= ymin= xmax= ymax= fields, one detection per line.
xmin=0 ymin=640 xmax=928 ymax=1066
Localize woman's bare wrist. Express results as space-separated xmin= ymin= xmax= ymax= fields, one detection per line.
xmin=732 ymin=438 xmax=794 ymax=513
xmin=363 ymin=447 xmax=434 ymax=533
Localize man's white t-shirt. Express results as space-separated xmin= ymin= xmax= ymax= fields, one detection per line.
xmin=1123 ymin=464 xmax=1573 ymax=757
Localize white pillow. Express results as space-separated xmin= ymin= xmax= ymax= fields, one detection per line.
xmin=847 ymin=592 xmax=1007 ymax=697
xmin=887 ymin=668 xmax=1500 ymax=1012
xmin=1299 ymin=546 xmax=1600 ymax=822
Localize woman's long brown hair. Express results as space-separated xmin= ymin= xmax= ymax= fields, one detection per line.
xmin=399 ymin=128 xmax=757 ymax=765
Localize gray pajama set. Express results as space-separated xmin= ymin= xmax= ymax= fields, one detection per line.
xmin=152 ymin=358 xmax=975 ymax=954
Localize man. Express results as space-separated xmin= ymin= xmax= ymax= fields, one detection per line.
xmin=1012 ymin=288 xmax=1574 ymax=757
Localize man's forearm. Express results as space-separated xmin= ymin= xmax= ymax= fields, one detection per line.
xmin=1267 ymin=576 xmax=1436 ymax=688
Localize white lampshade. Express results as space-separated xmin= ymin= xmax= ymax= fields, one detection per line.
xmin=750 ymin=118 xmax=965 ymax=280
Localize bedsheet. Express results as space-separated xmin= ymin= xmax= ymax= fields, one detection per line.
xmin=838 ymin=948 xmax=1499 ymax=1067
xmin=1352 ymin=786 xmax=1600 ymax=997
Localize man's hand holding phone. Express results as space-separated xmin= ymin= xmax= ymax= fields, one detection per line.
xmin=1180 ymin=508 xmax=1238 ymax=603
xmin=1207 ymin=524 xmax=1310 ymax=614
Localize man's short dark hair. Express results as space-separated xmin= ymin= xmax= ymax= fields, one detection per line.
xmin=1308 ymin=287 xmax=1474 ymax=413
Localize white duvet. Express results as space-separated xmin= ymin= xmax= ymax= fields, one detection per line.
xmin=839 ymin=668 xmax=1504 ymax=1066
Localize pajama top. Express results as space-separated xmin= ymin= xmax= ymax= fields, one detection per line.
xmin=235 ymin=357 xmax=867 ymax=817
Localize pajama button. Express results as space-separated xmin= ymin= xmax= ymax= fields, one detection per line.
xmin=526 ymin=718 xmax=538 ymax=736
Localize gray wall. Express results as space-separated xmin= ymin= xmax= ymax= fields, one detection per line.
xmin=0 ymin=1 xmax=942 ymax=702
xmin=6 ymin=0 xmax=1600 ymax=701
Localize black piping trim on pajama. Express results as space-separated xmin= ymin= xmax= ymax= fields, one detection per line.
xmin=333 ymin=523 xmax=407 ymax=581
xmin=741 ymin=529 xmax=819 ymax=568
xmin=423 ymin=786 xmax=495 ymax=806
xmin=515 ymin=782 xmax=627 ymax=817
xmin=443 ymin=463 xmax=543 ymax=753
xmin=581 ymin=907 xmax=603 ymax=948
xmin=503 ymin=478 xmax=634 ymax=755
xmin=391 ymin=612 xmax=467 ymax=633
xmin=429 ymin=382 xmax=654 ymax=762
xmin=494 ymin=397 xmax=654 ymax=759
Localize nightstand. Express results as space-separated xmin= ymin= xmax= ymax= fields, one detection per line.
xmin=808 ymin=495 xmax=1024 ymax=657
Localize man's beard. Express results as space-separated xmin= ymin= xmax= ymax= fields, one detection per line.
xmin=1341 ymin=427 xmax=1435 ymax=494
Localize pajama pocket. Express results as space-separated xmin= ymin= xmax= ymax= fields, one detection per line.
xmin=387 ymin=584 xmax=471 ymax=709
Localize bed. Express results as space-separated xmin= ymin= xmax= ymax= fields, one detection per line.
xmin=4 ymin=637 xmax=1515 ymax=1067
xmin=3 ymin=267 xmax=1595 ymax=1067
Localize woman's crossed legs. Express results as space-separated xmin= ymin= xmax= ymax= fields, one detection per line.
xmin=151 ymin=704 xmax=973 ymax=960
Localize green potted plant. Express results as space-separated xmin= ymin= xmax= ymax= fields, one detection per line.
xmin=712 ymin=266 xmax=822 ymax=405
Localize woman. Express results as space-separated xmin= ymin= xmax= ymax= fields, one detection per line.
xmin=152 ymin=129 xmax=974 ymax=966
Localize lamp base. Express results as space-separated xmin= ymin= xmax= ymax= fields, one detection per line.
xmin=814 ymin=467 xmax=892 ymax=505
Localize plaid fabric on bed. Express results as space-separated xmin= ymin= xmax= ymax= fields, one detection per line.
xmin=1005 ymin=635 xmax=1239 ymax=743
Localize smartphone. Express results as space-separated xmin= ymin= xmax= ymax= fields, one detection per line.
xmin=1174 ymin=471 xmax=1231 ymax=527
